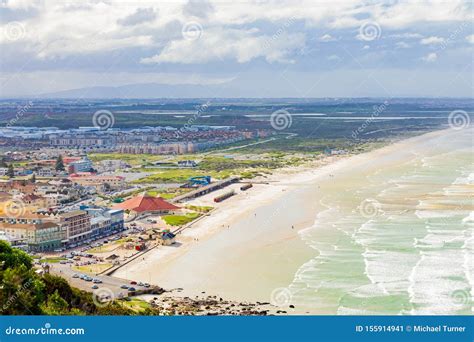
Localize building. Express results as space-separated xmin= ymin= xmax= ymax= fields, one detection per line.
xmin=68 ymin=174 xmax=125 ymax=191
xmin=22 ymin=194 xmax=48 ymax=208
xmin=96 ymin=159 xmax=130 ymax=173
xmin=49 ymin=134 xmax=114 ymax=148
xmin=33 ymin=167 xmax=55 ymax=177
xmin=67 ymin=156 xmax=93 ymax=174
xmin=59 ymin=210 xmax=91 ymax=245
xmin=160 ymin=231 xmax=176 ymax=246
xmin=113 ymin=194 xmax=180 ymax=215
xmin=177 ymin=160 xmax=197 ymax=168
xmin=117 ymin=142 xmax=195 ymax=155
xmin=0 ymin=222 xmax=64 ymax=252
xmin=85 ymin=207 xmax=124 ymax=238
xmin=0 ymin=213 xmax=64 ymax=252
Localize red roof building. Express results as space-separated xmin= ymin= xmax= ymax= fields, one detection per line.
xmin=113 ymin=194 xmax=179 ymax=213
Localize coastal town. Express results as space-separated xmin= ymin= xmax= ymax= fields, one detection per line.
xmin=0 ymin=122 xmax=302 ymax=313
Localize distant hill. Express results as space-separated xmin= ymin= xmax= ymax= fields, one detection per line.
xmin=40 ymin=82 xmax=245 ymax=99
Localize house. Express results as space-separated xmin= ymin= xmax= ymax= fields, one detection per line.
xmin=22 ymin=194 xmax=48 ymax=208
xmin=160 ymin=232 xmax=176 ymax=246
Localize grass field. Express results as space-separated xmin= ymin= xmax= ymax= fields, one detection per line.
xmin=184 ymin=205 xmax=213 ymax=213
xmin=40 ymin=257 xmax=67 ymax=263
xmin=73 ymin=263 xmax=113 ymax=275
xmin=162 ymin=212 xmax=201 ymax=226
xmin=119 ymin=298 xmax=151 ymax=312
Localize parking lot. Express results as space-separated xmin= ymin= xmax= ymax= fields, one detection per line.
xmin=51 ymin=260 xmax=155 ymax=302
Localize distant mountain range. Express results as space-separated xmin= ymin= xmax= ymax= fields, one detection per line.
xmin=40 ymin=82 xmax=246 ymax=99
xmin=32 ymin=80 xmax=474 ymax=100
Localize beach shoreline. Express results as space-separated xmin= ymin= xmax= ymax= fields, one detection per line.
xmin=112 ymin=128 xmax=461 ymax=311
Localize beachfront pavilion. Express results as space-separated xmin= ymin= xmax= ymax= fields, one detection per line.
xmin=113 ymin=193 xmax=180 ymax=216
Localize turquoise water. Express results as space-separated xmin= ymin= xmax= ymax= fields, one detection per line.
xmin=290 ymin=128 xmax=473 ymax=314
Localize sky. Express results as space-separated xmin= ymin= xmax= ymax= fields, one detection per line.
xmin=0 ymin=0 xmax=473 ymax=98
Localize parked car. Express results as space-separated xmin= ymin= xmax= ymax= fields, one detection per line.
xmin=130 ymin=281 xmax=137 ymax=285
xmin=93 ymin=279 xmax=102 ymax=284
xmin=128 ymin=287 xmax=136 ymax=292
xmin=72 ymin=273 xmax=79 ymax=278
xmin=143 ymin=283 xmax=150 ymax=288
xmin=120 ymin=285 xmax=129 ymax=289
xmin=91 ymin=285 xmax=99 ymax=289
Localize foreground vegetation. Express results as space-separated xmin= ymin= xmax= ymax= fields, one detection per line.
xmin=0 ymin=241 xmax=136 ymax=315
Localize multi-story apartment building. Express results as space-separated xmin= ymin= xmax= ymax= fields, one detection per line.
xmin=86 ymin=207 xmax=124 ymax=238
xmin=0 ymin=213 xmax=64 ymax=252
xmin=59 ymin=210 xmax=91 ymax=245
xmin=68 ymin=174 xmax=125 ymax=191
xmin=0 ymin=206 xmax=124 ymax=251
xmin=67 ymin=156 xmax=93 ymax=174
xmin=117 ymin=142 xmax=195 ymax=155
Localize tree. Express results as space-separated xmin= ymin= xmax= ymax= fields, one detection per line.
xmin=55 ymin=155 xmax=65 ymax=171
xmin=6 ymin=164 xmax=14 ymax=178
xmin=0 ymin=241 xmax=32 ymax=269
xmin=40 ymin=290 xmax=70 ymax=315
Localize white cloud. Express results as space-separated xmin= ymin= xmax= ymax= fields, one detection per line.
xmin=390 ymin=33 xmax=423 ymax=39
xmin=117 ymin=8 xmax=157 ymax=26
xmin=141 ymin=28 xmax=305 ymax=64
xmin=319 ymin=34 xmax=336 ymax=42
xmin=467 ymin=35 xmax=474 ymax=44
xmin=319 ymin=34 xmax=335 ymax=42
xmin=327 ymin=54 xmax=341 ymax=61
xmin=421 ymin=52 xmax=438 ymax=62
xmin=1 ymin=0 xmax=471 ymax=60
xmin=396 ymin=41 xmax=410 ymax=49
xmin=420 ymin=36 xmax=445 ymax=45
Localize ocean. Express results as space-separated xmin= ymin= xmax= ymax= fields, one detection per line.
xmin=291 ymin=128 xmax=473 ymax=314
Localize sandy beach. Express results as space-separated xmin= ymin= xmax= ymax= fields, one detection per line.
xmin=113 ymin=128 xmax=473 ymax=314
